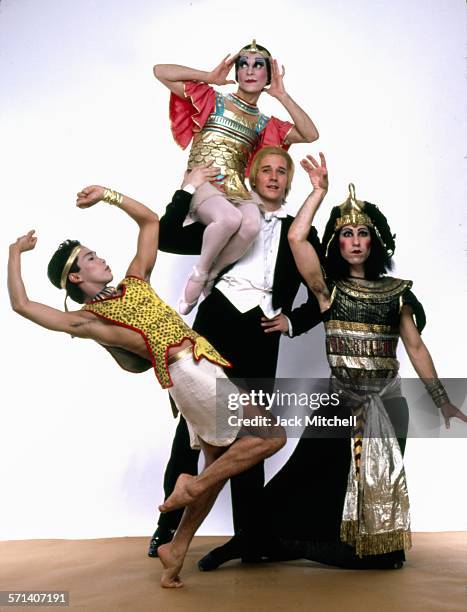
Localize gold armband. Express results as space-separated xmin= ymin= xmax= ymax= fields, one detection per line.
xmin=423 ymin=379 xmax=450 ymax=408
xmin=103 ymin=188 xmax=123 ymax=207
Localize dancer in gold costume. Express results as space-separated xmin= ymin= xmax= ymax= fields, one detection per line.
xmin=7 ymin=171 xmax=285 ymax=588
xmin=154 ymin=40 xmax=319 ymax=313
xmin=273 ymin=152 xmax=467 ymax=567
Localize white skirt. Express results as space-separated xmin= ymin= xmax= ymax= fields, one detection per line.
xmin=168 ymin=354 xmax=242 ymax=449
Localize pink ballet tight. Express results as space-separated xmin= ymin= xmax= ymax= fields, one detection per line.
xmin=181 ymin=195 xmax=261 ymax=309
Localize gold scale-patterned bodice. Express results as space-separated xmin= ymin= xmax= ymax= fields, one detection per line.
xmin=324 ymin=277 xmax=413 ymax=383
xmin=187 ymin=93 xmax=268 ymax=200
xmin=82 ymin=276 xmax=230 ymax=388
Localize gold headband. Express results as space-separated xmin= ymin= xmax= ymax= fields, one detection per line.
xmin=60 ymin=245 xmax=82 ymax=289
xmin=239 ymin=39 xmax=271 ymax=58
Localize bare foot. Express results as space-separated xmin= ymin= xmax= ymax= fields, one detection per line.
xmin=158 ymin=542 xmax=184 ymax=588
xmin=158 ymin=474 xmax=197 ymax=513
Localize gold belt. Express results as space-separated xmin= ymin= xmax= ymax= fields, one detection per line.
xmin=167 ymin=344 xmax=193 ymax=366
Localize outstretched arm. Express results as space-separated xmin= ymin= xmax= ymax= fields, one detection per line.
xmin=266 ymin=59 xmax=319 ymax=144
xmin=400 ymin=305 xmax=467 ymax=428
xmin=288 ymin=153 xmax=330 ymax=312
xmin=153 ymin=54 xmax=237 ymax=98
xmin=8 ymin=232 xmax=91 ymax=335
xmin=76 ymin=186 xmax=159 ymax=281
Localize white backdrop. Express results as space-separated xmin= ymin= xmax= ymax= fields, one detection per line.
xmin=1 ymin=0 xmax=466 ymax=539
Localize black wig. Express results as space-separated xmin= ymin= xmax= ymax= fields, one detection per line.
xmin=322 ymin=202 xmax=395 ymax=281
xmin=47 ymin=239 xmax=85 ymax=304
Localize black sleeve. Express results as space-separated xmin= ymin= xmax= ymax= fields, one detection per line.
xmin=402 ymin=288 xmax=426 ymax=333
xmin=286 ymin=286 xmax=323 ymax=337
xmin=313 ymin=225 xmax=327 ymax=269
xmin=158 ymin=190 xmax=205 ymax=255
xmin=285 ymin=225 xmax=324 ymax=337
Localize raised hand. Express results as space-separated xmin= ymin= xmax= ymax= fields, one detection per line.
xmin=440 ymin=402 xmax=467 ymax=429
xmin=11 ymin=230 xmax=37 ymax=253
xmin=265 ymin=59 xmax=287 ymax=99
xmin=76 ymin=185 xmax=105 ymax=209
xmin=207 ymin=54 xmax=238 ymax=86
xmin=300 ymin=153 xmax=329 ymax=191
xmin=182 ymin=162 xmax=221 ymax=189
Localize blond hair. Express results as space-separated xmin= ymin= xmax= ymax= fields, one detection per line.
xmin=249 ymin=146 xmax=295 ymax=198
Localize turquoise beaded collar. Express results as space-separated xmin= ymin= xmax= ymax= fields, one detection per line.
xmin=226 ymin=93 xmax=259 ymax=115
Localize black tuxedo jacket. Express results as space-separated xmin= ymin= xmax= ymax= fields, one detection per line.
xmin=158 ymin=190 xmax=323 ymax=336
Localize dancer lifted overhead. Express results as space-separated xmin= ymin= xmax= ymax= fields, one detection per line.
xmin=154 ymin=39 xmax=319 ymax=313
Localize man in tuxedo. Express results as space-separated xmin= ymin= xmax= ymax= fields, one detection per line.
xmin=149 ymin=146 xmax=322 ymax=569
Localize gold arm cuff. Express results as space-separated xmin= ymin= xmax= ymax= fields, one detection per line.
xmin=423 ymin=379 xmax=450 ymax=408
xmin=103 ymin=188 xmax=123 ymax=207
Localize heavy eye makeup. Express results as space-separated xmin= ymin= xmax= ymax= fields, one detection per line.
xmin=340 ymin=228 xmax=370 ymax=238
xmin=238 ymin=56 xmax=266 ymax=69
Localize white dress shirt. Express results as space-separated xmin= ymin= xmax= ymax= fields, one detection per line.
xmin=215 ymin=205 xmax=293 ymax=335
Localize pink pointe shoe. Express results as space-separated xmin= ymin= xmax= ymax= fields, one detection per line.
xmin=178 ymin=266 xmax=209 ymax=315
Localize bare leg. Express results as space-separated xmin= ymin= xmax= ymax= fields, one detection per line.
xmin=158 ymin=443 xmax=226 ymax=588
xmin=180 ymin=197 xmax=242 ymax=311
xmin=159 ymin=431 xmax=285 ymax=513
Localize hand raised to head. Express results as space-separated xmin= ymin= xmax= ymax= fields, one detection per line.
xmin=265 ymin=59 xmax=286 ymax=98
xmin=300 ymin=153 xmax=329 ymax=191
xmin=207 ymin=54 xmax=239 ymax=86
xmin=11 ymin=230 xmax=37 ymax=253
xmin=76 ymin=185 xmax=105 ymax=209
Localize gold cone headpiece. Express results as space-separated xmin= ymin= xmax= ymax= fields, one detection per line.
xmin=323 ymin=183 xmax=395 ymax=258
xmin=334 ymin=183 xmax=373 ymax=231
xmin=238 ymin=39 xmax=271 ymax=58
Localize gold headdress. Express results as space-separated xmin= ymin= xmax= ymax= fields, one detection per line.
xmin=324 ymin=183 xmax=395 ymax=258
xmin=334 ymin=183 xmax=373 ymax=231
xmin=238 ymin=39 xmax=271 ymax=58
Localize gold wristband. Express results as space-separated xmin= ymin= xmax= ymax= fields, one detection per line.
xmin=103 ymin=188 xmax=123 ymax=207
xmin=423 ymin=379 xmax=450 ymax=408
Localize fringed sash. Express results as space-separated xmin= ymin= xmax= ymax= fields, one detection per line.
xmin=333 ymin=376 xmax=412 ymax=556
